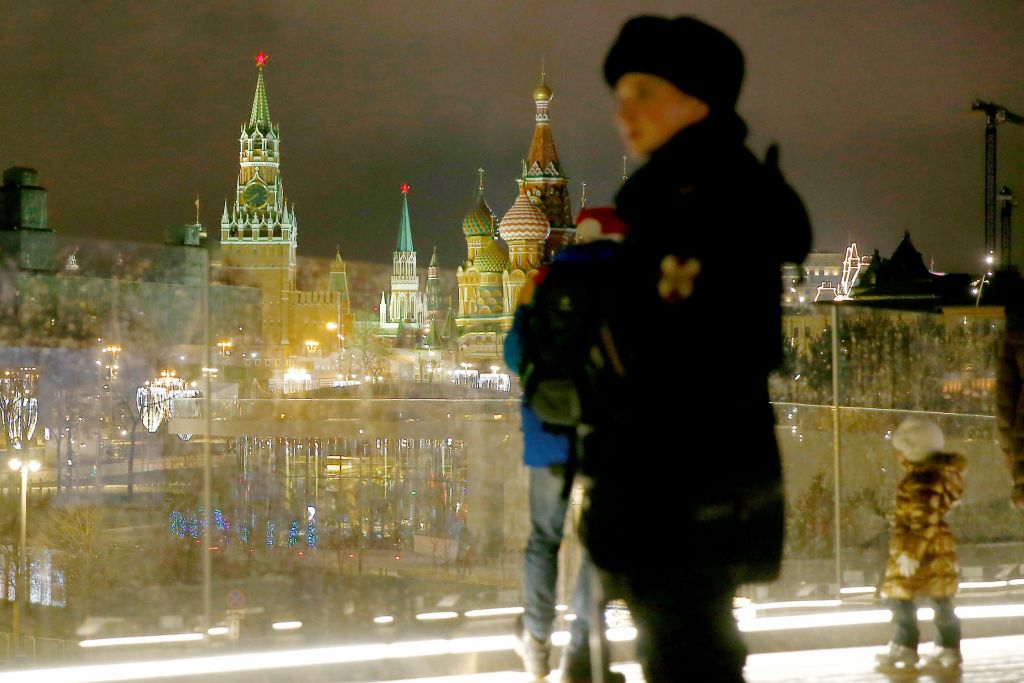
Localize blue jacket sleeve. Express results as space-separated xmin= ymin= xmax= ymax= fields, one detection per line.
xmin=504 ymin=305 xmax=528 ymax=375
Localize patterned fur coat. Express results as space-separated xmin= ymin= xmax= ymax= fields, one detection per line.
xmin=880 ymin=452 xmax=967 ymax=601
xmin=996 ymin=329 xmax=1024 ymax=507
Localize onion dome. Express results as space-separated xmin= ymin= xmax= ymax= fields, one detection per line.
xmin=498 ymin=188 xmax=550 ymax=243
xmin=533 ymin=72 xmax=553 ymax=102
xmin=473 ymin=240 xmax=510 ymax=273
xmin=462 ymin=171 xmax=496 ymax=237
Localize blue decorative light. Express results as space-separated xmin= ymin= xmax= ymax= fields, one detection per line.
xmin=169 ymin=510 xmax=187 ymax=537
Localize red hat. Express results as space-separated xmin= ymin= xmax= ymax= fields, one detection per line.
xmin=575 ymin=207 xmax=628 ymax=243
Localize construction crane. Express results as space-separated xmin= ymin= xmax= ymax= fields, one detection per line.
xmin=972 ymin=100 xmax=1024 ymax=270
xmin=1000 ymin=186 xmax=1017 ymax=268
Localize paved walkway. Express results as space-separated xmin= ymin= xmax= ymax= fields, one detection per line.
xmin=371 ymin=635 xmax=1024 ymax=683
xmin=743 ymin=635 xmax=1024 ymax=682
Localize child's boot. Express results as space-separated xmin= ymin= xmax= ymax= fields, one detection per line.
xmin=919 ymin=644 xmax=962 ymax=669
xmin=874 ymin=641 xmax=918 ymax=670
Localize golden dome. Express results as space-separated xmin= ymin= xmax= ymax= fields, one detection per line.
xmin=533 ymin=73 xmax=552 ymax=101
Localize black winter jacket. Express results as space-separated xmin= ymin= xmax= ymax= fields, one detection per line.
xmin=580 ymin=113 xmax=811 ymax=579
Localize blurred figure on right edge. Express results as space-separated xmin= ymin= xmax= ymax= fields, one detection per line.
xmin=577 ymin=14 xmax=812 ymax=682
xmin=993 ymin=269 xmax=1024 ymax=509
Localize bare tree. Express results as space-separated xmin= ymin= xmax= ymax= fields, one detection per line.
xmin=347 ymin=322 xmax=395 ymax=380
xmin=38 ymin=505 xmax=108 ymax=614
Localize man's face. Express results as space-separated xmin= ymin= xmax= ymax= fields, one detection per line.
xmin=614 ymin=72 xmax=710 ymax=159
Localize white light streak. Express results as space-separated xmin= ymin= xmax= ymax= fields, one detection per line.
xmin=415 ymin=612 xmax=459 ymax=621
xmin=956 ymin=604 xmax=1024 ymax=619
xmin=960 ymin=580 xmax=1009 ymax=589
xmin=738 ymin=609 xmax=893 ymax=632
xmin=462 ymin=607 xmax=523 ymax=618
xmin=271 ymin=621 xmax=302 ymax=631
xmin=748 ymin=599 xmax=842 ymax=611
xmin=6 ymin=636 xmax=518 ymax=683
xmin=79 ymin=633 xmax=204 ymax=649
xmin=6 ymin=625 xmax=1022 ymax=683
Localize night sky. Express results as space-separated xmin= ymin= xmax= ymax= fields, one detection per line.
xmin=2 ymin=1 xmax=1023 ymax=274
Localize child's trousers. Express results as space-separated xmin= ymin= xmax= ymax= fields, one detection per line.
xmin=889 ymin=598 xmax=961 ymax=649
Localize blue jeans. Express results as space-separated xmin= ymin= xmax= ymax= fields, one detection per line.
xmin=523 ymin=465 xmax=591 ymax=654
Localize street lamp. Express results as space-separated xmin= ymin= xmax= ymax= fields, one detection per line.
xmin=8 ymin=457 xmax=40 ymax=655
xmin=102 ymin=345 xmax=121 ymax=381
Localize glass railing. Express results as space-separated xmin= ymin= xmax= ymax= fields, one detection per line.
xmin=761 ymin=304 xmax=1016 ymax=607
xmin=0 ymin=240 xmax=1019 ymax=675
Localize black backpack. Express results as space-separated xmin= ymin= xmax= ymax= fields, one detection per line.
xmin=520 ymin=242 xmax=619 ymax=430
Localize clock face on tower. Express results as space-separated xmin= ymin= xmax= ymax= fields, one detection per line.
xmin=242 ymin=182 xmax=269 ymax=209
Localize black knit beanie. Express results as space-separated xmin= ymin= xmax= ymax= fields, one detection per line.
xmin=603 ymin=15 xmax=745 ymax=112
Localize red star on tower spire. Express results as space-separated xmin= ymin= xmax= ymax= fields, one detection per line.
xmin=255 ymin=51 xmax=268 ymax=67
xmin=401 ymin=183 xmax=410 ymax=194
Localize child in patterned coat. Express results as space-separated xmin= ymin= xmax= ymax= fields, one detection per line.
xmin=875 ymin=417 xmax=967 ymax=671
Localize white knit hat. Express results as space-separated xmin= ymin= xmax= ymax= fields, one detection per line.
xmin=892 ymin=417 xmax=945 ymax=462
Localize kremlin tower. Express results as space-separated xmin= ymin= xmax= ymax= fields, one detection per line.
xmin=217 ymin=52 xmax=347 ymax=363
xmin=379 ymin=185 xmax=426 ymax=330
xmin=219 ymin=51 xmax=296 ymax=347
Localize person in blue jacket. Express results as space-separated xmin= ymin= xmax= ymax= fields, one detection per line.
xmin=506 ymin=208 xmax=626 ymax=683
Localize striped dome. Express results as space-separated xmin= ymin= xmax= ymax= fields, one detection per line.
xmin=462 ymin=190 xmax=495 ymax=237
xmin=498 ymin=191 xmax=550 ymax=243
xmin=473 ymin=240 xmax=510 ymax=273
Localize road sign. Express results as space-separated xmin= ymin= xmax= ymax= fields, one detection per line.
xmin=226 ymin=589 xmax=246 ymax=610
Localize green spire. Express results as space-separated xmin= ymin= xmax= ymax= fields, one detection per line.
xmin=423 ymin=315 xmax=442 ymax=349
xmin=441 ymin=303 xmax=458 ymax=342
xmin=248 ymin=62 xmax=272 ymax=132
xmin=396 ymin=186 xmax=415 ymax=252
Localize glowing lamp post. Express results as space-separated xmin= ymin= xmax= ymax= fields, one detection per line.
xmin=0 ymin=368 xmax=39 ymax=451
xmin=102 ymin=345 xmax=121 ymax=381
xmin=9 ymin=457 xmax=40 ymax=654
xmin=136 ymin=371 xmax=201 ymax=441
